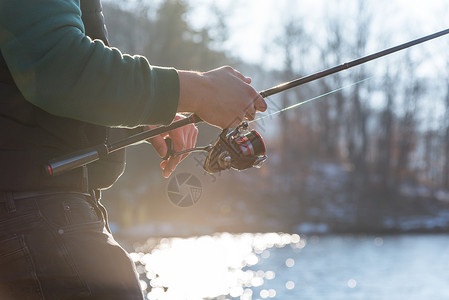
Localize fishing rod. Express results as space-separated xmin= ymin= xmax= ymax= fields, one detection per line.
xmin=45 ymin=28 xmax=449 ymax=176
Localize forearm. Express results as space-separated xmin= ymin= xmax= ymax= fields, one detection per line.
xmin=0 ymin=0 xmax=179 ymax=127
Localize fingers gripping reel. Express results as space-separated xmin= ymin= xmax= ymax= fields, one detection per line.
xmin=203 ymin=122 xmax=267 ymax=173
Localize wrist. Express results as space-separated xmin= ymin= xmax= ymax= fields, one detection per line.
xmin=177 ymin=70 xmax=206 ymax=114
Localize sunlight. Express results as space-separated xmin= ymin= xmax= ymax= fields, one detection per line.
xmin=130 ymin=234 xmax=449 ymax=299
xmin=132 ymin=232 xmax=302 ymax=299
xmin=285 ymin=258 xmax=295 ymax=268
xmin=347 ymin=279 xmax=357 ymax=289
xmin=286 ymin=280 xmax=295 ymax=290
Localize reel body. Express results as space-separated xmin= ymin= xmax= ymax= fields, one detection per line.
xmin=203 ymin=122 xmax=267 ymax=173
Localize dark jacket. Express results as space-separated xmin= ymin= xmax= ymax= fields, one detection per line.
xmin=0 ymin=0 xmax=174 ymax=191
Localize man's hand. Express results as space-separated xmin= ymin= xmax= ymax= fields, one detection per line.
xmin=177 ymin=66 xmax=267 ymax=129
xmin=146 ymin=114 xmax=198 ymax=178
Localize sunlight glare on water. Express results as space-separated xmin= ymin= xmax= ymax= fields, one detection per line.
xmin=131 ymin=234 xmax=449 ymax=300
xmin=132 ymin=232 xmax=301 ymax=299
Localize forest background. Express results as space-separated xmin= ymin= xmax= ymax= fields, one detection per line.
xmin=100 ymin=0 xmax=449 ymax=238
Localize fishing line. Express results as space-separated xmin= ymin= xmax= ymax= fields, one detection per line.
xmin=251 ymin=76 xmax=375 ymax=124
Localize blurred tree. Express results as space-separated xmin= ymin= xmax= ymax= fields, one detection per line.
xmin=376 ymin=68 xmax=396 ymax=189
xmin=394 ymin=55 xmax=423 ymax=183
xmin=346 ymin=0 xmax=372 ymax=177
xmin=102 ymin=1 xmax=154 ymax=55
xmin=143 ymin=0 xmax=229 ymax=70
xmin=279 ymin=20 xmax=302 ymax=163
xmin=443 ymin=75 xmax=449 ymax=188
xmin=422 ymin=129 xmax=438 ymax=187
xmin=318 ymin=9 xmax=347 ymax=160
xmin=274 ymin=18 xmax=311 ymax=170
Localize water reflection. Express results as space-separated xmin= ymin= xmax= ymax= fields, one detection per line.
xmin=131 ymin=234 xmax=449 ymax=300
xmin=131 ymin=232 xmax=300 ymax=299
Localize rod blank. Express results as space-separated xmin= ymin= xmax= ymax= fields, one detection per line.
xmin=260 ymin=28 xmax=449 ymax=98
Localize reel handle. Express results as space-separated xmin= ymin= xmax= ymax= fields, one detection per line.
xmin=162 ymin=138 xmax=174 ymax=160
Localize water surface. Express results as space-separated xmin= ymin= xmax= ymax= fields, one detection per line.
xmin=131 ymin=234 xmax=449 ymax=299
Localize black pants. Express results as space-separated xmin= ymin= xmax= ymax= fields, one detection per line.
xmin=0 ymin=191 xmax=143 ymax=300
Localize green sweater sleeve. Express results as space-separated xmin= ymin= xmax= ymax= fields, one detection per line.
xmin=0 ymin=0 xmax=179 ymax=127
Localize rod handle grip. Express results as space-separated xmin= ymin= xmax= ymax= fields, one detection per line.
xmin=44 ymin=146 xmax=106 ymax=176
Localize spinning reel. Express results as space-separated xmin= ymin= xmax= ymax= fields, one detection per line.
xmin=203 ymin=122 xmax=267 ymax=173
xmin=165 ymin=121 xmax=267 ymax=174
